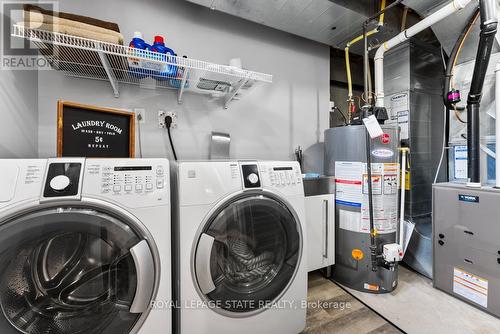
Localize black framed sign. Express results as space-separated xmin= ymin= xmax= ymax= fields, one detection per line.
xmin=57 ymin=101 xmax=135 ymax=157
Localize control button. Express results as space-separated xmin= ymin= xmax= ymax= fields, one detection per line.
xmin=50 ymin=175 xmax=71 ymax=192
xmin=285 ymin=172 xmax=290 ymax=185
xmin=156 ymin=166 xmax=164 ymax=176
xmin=124 ymin=185 xmax=132 ymax=192
xmin=102 ymin=188 xmax=110 ymax=194
xmin=113 ymin=185 xmax=121 ymax=193
xmin=136 ymin=184 xmax=143 ymax=192
xmin=146 ymin=183 xmax=154 ymax=191
xmin=156 ymin=178 xmax=164 ymax=189
xmin=247 ymin=173 xmax=259 ymax=185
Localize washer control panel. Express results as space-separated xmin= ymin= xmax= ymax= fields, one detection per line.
xmin=100 ymin=165 xmax=165 ymax=195
xmin=268 ymin=166 xmax=301 ymax=187
xmin=83 ymin=159 xmax=169 ymax=208
xmin=258 ymin=161 xmax=303 ymax=196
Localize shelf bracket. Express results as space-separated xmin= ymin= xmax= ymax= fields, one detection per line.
xmin=177 ymin=67 xmax=190 ymax=104
xmin=224 ymin=76 xmax=250 ymax=109
xmin=96 ymin=43 xmax=120 ymax=98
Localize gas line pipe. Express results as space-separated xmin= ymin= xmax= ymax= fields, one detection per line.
xmin=345 ymin=0 xmax=386 ymax=118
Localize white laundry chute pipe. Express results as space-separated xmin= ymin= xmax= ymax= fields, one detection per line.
xmin=495 ymin=60 xmax=500 ymax=188
xmin=374 ymin=0 xmax=476 ymax=108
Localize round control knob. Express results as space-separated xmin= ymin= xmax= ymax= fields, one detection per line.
xmin=50 ymin=175 xmax=71 ymax=192
xmin=247 ymin=173 xmax=259 ymax=184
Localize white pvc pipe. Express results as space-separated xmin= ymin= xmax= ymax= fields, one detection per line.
xmin=495 ymin=61 xmax=500 ymax=187
xmin=374 ymin=0 xmax=475 ymax=107
xmin=399 ymin=149 xmax=408 ymax=247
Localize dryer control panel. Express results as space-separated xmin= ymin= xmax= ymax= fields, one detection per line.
xmin=83 ymin=158 xmax=169 ymax=208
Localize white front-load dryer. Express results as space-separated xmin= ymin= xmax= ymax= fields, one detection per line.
xmin=174 ymin=161 xmax=307 ymax=334
xmin=0 ymin=158 xmax=171 ymax=334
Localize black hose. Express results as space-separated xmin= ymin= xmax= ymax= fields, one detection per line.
xmin=443 ymin=8 xmax=480 ymax=109
xmin=467 ymin=0 xmax=497 ymax=184
xmin=167 ymin=127 xmax=178 ymax=161
xmin=442 ymin=9 xmax=478 ymax=182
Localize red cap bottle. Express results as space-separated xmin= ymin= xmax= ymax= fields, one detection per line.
xmin=154 ymin=35 xmax=164 ymax=44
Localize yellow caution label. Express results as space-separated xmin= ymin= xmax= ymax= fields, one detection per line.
xmin=352 ymin=249 xmax=364 ymax=261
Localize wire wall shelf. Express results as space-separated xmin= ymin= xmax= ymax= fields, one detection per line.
xmin=12 ymin=24 xmax=272 ymax=108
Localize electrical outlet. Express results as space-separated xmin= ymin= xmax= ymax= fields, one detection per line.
xmin=158 ymin=110 xmax=178 ymax=129
xmin=134 ymin=108 xmax=146 ymax=123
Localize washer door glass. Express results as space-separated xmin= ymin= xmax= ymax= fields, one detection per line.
xmin=194 ymin=194 xmax=301 ymax=313
xmin=0 ymin=207 xmax=154 ymax=334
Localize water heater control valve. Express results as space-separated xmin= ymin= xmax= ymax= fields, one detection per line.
xmin=382 ymin=243 xmax=403 ymax=263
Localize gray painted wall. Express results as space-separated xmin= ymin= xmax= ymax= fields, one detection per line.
xmin=37 ymin=0 xmax=330 ymax=172
xmin=0 ymin=2 xmax=38 ymax=158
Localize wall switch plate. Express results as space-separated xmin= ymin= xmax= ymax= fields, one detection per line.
xmin=134 ymin=108 xmax=146 ymax=123
xmin=158 ymin=110 xmax=178 ymax=129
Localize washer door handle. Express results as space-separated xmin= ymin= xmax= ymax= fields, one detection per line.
xmin=195 ymin=233 xmax=216 ymax=294
xmin=130 ymin=240 xmax=155 ymax=313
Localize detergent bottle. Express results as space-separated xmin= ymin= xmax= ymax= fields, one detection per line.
xmin=149 ymin=35 xmax=177 ymax=81
xmin=169 ymin=55 xmax=190 ymax=89
xmin=128 ymin=32 xmax=151 ymax=78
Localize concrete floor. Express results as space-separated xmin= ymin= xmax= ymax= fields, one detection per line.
xmin=343 ymin=266 xmax=500 ymax=334
xmin=304 ymin=272 xmax=402 ymax=333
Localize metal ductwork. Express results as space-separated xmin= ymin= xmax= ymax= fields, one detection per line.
xmin=403 ymin=0 xmax=500 ymax=63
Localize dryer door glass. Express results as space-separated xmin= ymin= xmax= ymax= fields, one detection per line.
xmin=0 ymin=207 xmax=155 ymax=334
xmin=195 ymin=194 xmax=301 ymax=313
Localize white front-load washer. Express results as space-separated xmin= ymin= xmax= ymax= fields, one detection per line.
xmin=0 ymin=158 xmax=171 ymax=334
xmin=173 ymin=160 xmax=307 ymax=334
